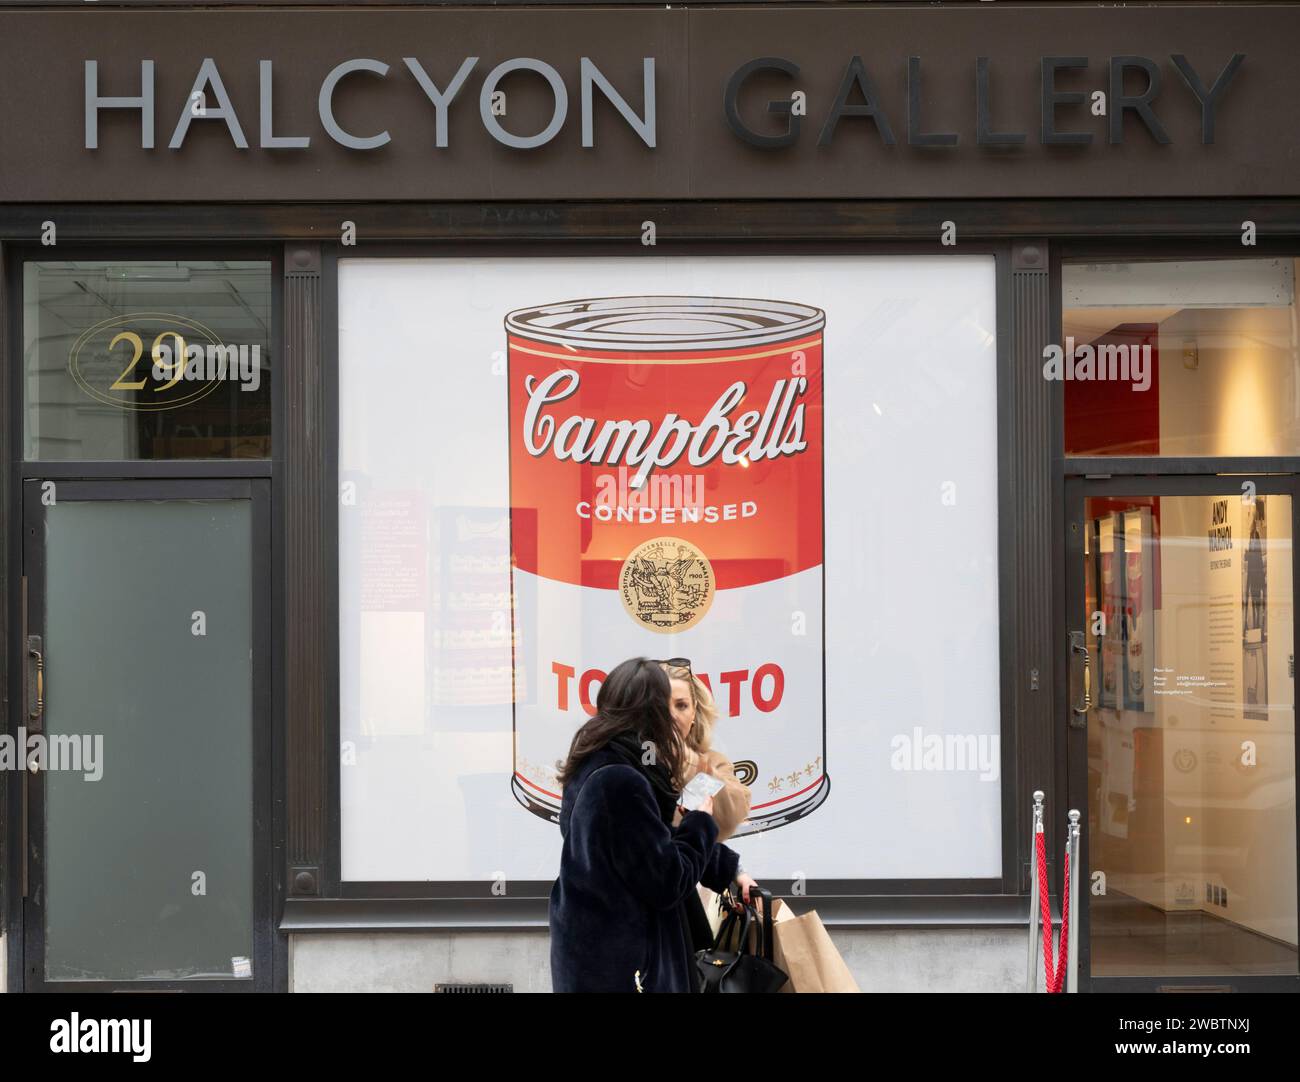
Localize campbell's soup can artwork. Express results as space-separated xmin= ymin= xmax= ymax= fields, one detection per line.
xmin=506 ymin=296 xmax=827 ymax=835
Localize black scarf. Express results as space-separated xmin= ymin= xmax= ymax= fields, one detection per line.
xmin=602 ymin=728 xmax=716 ymax=953
xmin=603 ymin=728 xmax=681 ymax=826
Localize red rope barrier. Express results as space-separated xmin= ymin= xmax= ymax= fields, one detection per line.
xmin=1033 ymin=828 xmax=1073 ymax=993
xmin=1034 ymin=830 xmax=1054 ymax=992
xmin=1052 ymin=848 xmax=1071 ymax=994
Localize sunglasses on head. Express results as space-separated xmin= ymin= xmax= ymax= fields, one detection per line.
xmin=655 ymin=657 xmax=692 ymax=671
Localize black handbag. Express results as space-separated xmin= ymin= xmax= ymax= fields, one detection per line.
xmin=695 ymin=886 xmax=788 ymax=993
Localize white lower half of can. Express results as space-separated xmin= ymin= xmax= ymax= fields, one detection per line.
xmin=510 ymin=565 xmax=828 ymax=835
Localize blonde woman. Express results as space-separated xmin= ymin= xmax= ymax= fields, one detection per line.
xmin=661 ymin=659 xmax=759 ymax=943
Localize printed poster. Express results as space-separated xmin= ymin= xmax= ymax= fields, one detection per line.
xmin=1242 ymin=495 xmax=1268 ymax=721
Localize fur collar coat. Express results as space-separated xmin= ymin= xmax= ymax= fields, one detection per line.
xmin=549 ymin=742 xmax=741 ymax=993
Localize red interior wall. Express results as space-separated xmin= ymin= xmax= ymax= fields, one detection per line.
xmin=1063 ymin=323 xmax=1160 ymax=456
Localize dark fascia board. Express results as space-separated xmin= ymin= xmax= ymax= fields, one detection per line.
xmin=4 ymin=201 xmax=1300 ymax=243
xmin=0 ymin=1 xmax=1278 ymax=6
xmin=281 ymin=893 xmax=1036 ymax=933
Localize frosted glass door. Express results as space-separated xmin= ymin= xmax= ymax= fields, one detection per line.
xmin=32 ymin=492 xmax=255 ymax=982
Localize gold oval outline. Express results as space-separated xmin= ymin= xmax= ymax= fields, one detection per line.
xmin=68 ymin=312 xmax=236 ymax=413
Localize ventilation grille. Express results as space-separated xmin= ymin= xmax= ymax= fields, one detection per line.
xmin=1158 ymin=984 xmax=1233 ymax=993
xmin=434 ymin=982 xmax=513 ymax=994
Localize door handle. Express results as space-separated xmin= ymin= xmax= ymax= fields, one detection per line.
xmin=1069 ymin=630 xmax=1090 ymax=729
xmin=27 ymin=635 xmax=44 ymax=731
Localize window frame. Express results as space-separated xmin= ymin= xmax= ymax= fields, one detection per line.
xmin=2 ymin=241 xmax=285 ymax=989
xmin=5 ymin=207 xmax=1297 ymax=940
xmin=315 ymin=237 xmax=1021 ymax=927
xmin=1052 ymin=239 xmax=1300 ymax=991
xmin=13 ymin=247 xmax=279 ymax=476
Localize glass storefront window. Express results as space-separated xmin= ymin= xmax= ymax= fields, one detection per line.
xmin=23 ymin=261 xmax=272 ymax=460
xmin=336 ymin=255 xmax=1002 ymax=884
xmin=1062 ymin=258 xmax=1300 ymax=457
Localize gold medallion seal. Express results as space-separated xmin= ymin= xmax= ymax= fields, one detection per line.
xmin=618 ymin=536 xmax=715 ymax=633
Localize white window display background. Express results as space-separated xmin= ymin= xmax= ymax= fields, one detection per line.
xmin=338 ymin=255 xmax=1002 ymax=881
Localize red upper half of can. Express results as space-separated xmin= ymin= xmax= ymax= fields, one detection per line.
xmin=506 ymin=296 xmax=824 ymax=591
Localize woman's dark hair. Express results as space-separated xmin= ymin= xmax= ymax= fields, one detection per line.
xmin=555 ymin=657 xmax=686 ymax=788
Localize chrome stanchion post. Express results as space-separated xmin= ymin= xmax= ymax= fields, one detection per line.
xmin=1025 ymin=790 xmax=1045 ymax=992
xmin=1066 ymin=809 xmax=1081 ymax=993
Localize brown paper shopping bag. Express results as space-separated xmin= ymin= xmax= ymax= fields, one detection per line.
xmin=770 ymin=898 xmax=861 ymax=992
xmin=698 ymin=885 xmax=727 ymax=940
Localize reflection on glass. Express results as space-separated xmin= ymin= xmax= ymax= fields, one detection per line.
xmin=1063 ymin=259 xmax=1300 ymax=456
xmin=23 ymin=261 xmax=272 ymax=460
xmin=1083 ymin=494 xmax=1297 ymax=977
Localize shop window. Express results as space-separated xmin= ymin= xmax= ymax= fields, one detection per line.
xmin=336 ymin=255 xmax=1002 ymax=884
xmin=23 ymin=260 xmax=272 ymax=460
xmin=1062 ymin=258 xmax=1300 ymax=457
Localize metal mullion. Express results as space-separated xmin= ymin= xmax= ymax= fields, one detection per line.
xmin=20 ymin=460 xmax=270 ymax=480
xmin=1063 ymin=457 xmax=1300 ymax=478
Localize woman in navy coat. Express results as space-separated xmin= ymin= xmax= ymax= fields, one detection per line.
xmin=549 ymin=657 xmax=756 ymax=992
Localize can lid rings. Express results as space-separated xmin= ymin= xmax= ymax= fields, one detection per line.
xmin=505 ymin=295 xmax=825 ymax=353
